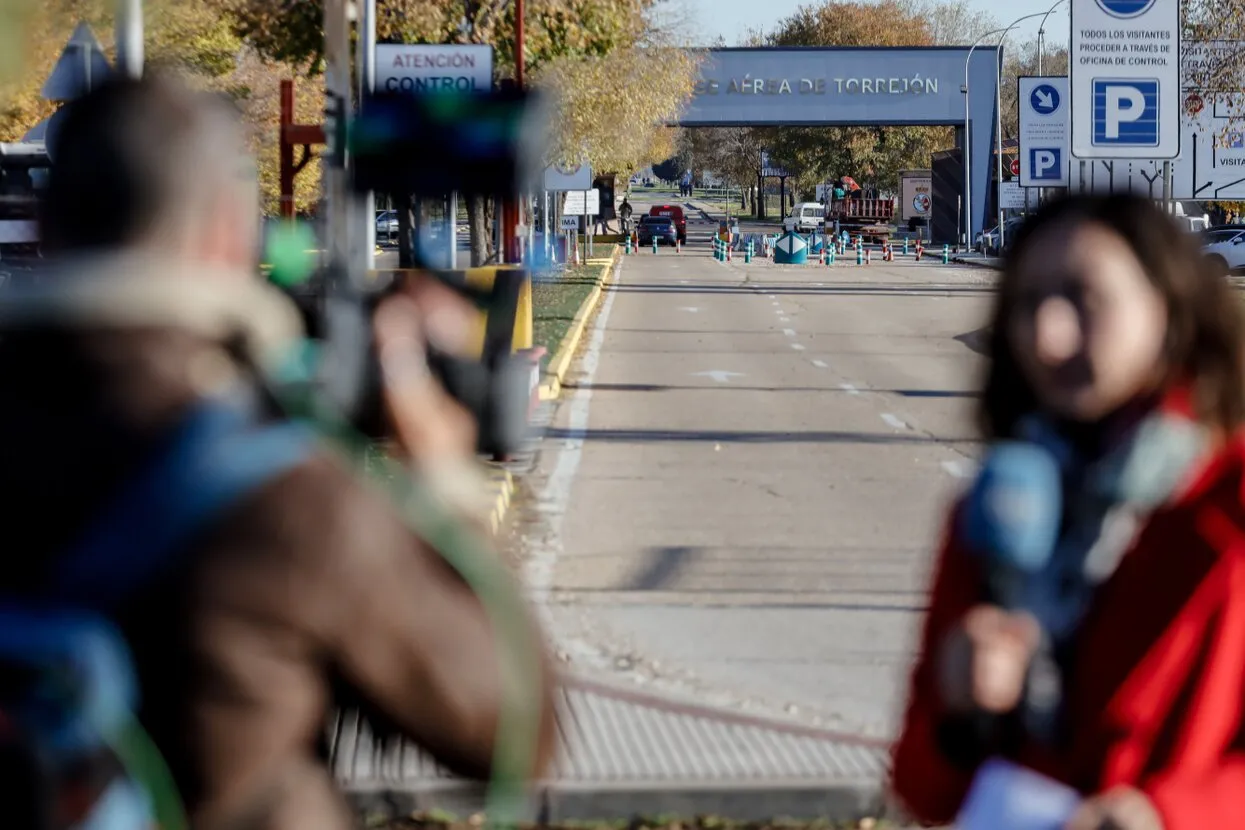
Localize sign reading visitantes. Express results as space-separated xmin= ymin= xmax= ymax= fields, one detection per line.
xmin=1070 ymin=0 xmax=1180 ymax=159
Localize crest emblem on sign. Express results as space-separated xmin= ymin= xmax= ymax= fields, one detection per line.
xmin=1094 ymin=0 xmax=1156 ymax=18
xmin=912 ymin=193 xmax=931 ymax=214
xmin=555 ymin=161 xmax=581 ymax=176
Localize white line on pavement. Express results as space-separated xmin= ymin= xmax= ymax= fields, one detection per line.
xmin=811 ymin=360 xmax=828 ymax=368
xmin=527 ymin=260 xmax=622 ymax=613
xmin=840 ymin=383 xmax=860 ymax=395
xmin=941 ymin=460 xmax=971 ymax=479
xmin=783 ymin=328 xmax=796 ymax=337
xmin=881 ymin=413 xmax=907 ymax=430
xmin=791 ymin=343 xmax=806 ymax=351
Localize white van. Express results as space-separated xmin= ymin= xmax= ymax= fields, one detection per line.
xmin=784 ymin=202 xmax=825 ymax=234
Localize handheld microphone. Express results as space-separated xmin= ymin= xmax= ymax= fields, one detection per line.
xmin=960 ymin=441 xmax=1065 ymax=745
xmin=963 ymin=441 xmax=1063 ymax=609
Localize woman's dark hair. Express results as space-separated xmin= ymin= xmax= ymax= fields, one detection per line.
xmin=980 ymin=194 xmax=1245 ymax=439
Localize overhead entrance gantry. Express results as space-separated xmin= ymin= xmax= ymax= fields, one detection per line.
xmin=677 ymin=47 xmax=1003 ymax=245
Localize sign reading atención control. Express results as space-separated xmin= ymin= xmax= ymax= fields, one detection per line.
xmin=374 ymin=44 xmax=494 ymax=94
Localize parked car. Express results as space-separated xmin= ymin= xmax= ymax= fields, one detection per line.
xmin=976 ymin=217 xmax=1025 ymax=255
xmin=375 ymin=210 xmax=398 ymax=239
xmin=637 ymin=215 xmax=678 ymax=246
xmin=648 ymin=204 xmax=687 ymax=243
xmin=1203 ymin=226 xmax=1245 ymax=273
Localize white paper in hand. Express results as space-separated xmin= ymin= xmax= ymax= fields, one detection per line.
xmin=956 ymin=758 xmax=1081 ymax=830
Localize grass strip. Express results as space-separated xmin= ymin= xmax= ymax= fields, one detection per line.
xmin=532 ymin=254 xmax=615 ymax=357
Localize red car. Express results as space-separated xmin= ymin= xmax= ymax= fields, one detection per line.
xmin=649 ymin=204 xmax=687 ymax=243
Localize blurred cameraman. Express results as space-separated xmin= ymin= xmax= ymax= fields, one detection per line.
xmin=0 ymin=73 xmax=556 ymax=828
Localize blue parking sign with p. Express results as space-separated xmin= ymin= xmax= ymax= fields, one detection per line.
xmin=1030 ymin=148 xmax=1062 ymax=181
xmin=1092 ymin=79 xmax=1160 ymax=147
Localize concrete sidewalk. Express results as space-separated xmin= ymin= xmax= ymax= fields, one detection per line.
xmin=334 ymin=674 xmax=891 ymax=822
xmin=952 ymin=253 xmax=1002 ymax=270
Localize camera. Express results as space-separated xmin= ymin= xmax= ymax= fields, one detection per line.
xmin=272 ymin=87 xmax=549 ymax=457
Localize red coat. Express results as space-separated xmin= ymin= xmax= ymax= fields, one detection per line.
xmin=892 ymin=434 xmax=1245 ymax=830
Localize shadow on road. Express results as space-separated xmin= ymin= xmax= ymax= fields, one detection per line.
xmin=567 ymin=382 xmax=978 ymax=398
xmin=612 ymin=282 xmax=995 ymax=297
xmin=546 ymin=427 xmax=979 ymax=445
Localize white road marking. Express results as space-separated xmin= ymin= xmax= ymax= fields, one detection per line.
xmin=811 ymin=359 xmax=828 ymax=368
xmin=526 ymin=257 xmax=625 ymax=661
xmin=941 ymin=460 xmax=972 ymax=479
xmin=692 ymin=370 xmax=745 ymax=383
xmin=840 ymin=383 xmax=860 ymax=395
xmin=881 ymin=413 xmax=907 ymax=430
xmin=791 ymin=343 xmax=806 ymax=351
xmin=678 ymin=306 xmax=700 ymax=313
xmin=782 ymin=328 xmax=797 ymax=337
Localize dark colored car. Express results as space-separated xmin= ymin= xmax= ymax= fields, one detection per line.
xmin=649 ymin=204 xmax=687 ymax=243
xmin=637 ymin=215 xmax=678 ymax=246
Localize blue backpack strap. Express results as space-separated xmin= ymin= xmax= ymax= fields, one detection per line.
xmin=47 ymin=398 xmax=317 ymax=610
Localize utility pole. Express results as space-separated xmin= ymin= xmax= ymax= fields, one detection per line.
xmin=323 ymin=0 xmax=354 ymax=287
xmin=502 ymin=0 xmax=525 ymax=264
xmin=356 ymin=0 xmax=377 ymax=272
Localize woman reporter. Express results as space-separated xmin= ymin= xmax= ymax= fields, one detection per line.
xmin=891 ymin=194 xmax=1245 ymax=830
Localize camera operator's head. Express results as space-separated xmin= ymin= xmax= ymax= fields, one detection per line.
xmin=41 ymin=72 xmax=258 ymax=271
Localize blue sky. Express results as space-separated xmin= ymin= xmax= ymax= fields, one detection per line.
xmin=683 ymin=0 xmax=1073 ymax=49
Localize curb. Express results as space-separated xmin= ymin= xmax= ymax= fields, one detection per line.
xmin=343 ymin=672 xmax=901 ymax=824
xmin=952 ymin=256 xmax=1002 ymax=271
xmin=485 ymin=466 xmax=514 ymax=536
xmin=537 ymin=246 xmax=623 ymax=402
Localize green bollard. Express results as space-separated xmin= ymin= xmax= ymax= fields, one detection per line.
xmin=942 ymin=244 xmax=949 ymax=264
xmin=856 ymin=246 xmax=863 ymax=265
xmin=828 ymin=247 xmax=835 ymax=266
xmin=625 ymin=236 xmax=632 ymax=256
xmin=653 ymin=238 xmax=658 ymax=254
xmin=903 ymin=238 xmax=909 ymax=256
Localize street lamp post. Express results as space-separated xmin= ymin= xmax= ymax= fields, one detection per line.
xmin=994 ymin=12 xmax=1052 ymax=251
xmin=1035 ymin=0 xmax=1067 ymax=208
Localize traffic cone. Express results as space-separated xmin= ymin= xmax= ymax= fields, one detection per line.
xmin=676 ymin=238 xmax=681 ymax=253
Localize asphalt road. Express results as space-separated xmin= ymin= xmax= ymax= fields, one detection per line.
xmin=517 ymin=198 xmax=997 ymax=740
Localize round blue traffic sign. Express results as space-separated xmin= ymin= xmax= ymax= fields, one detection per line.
xmin=1095 ymin=0 xmax=1156 ymax=18
xmin=1030 ymin=84 xmax=1060 ymax=115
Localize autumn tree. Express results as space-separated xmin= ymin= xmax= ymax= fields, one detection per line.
xmin=763 ymin=0 xmax=946 ymax=197
xmin=0 ymin=0 xmax=325 ymax=215
xmin=227 ymin=0 xmax=685 ymax=264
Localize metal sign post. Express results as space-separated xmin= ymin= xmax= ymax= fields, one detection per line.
xmin=115 ymin=0 xmax=143 ymax=79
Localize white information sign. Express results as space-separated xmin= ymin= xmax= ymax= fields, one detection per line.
xmin=375 ymin=44 xmax=493 ymax=95
xmin=1000 ymin=182 xmax=1026 ymax=210
xmin=545 ymin=162 xmax=593 ymax=191
xmin=562 ymin=189 xmax=601 ymax=216
xmin=560 ymin=216 xmax=580 ymax=230
xmin=1019 ymin=76 xmax=1071 ymax=187
xmin=1070 ymin=0 xmax=1180 ymax=160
